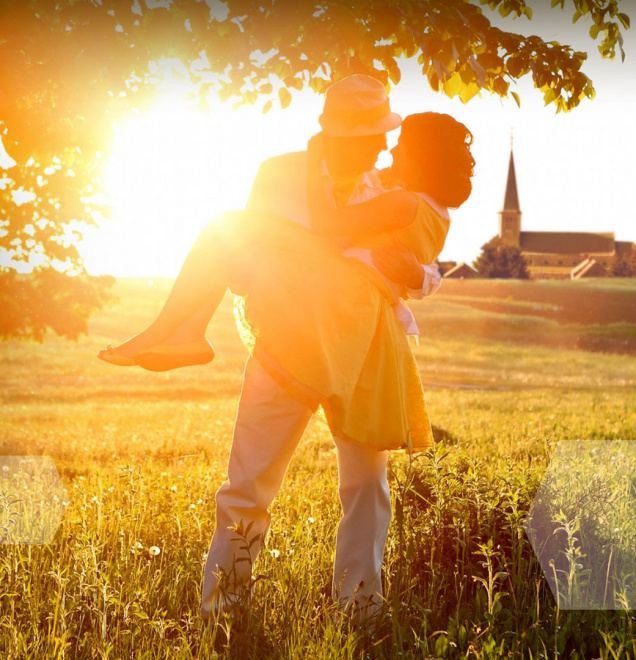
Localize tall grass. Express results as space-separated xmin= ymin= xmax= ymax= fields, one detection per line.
xmin=1 ymin=279 xmax=635 ymax=658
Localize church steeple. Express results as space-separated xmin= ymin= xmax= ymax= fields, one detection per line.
xmin=499 ymin=136 xmax=522 ymax=245
xmin=503 ymin=146 xmax=520 ymax=211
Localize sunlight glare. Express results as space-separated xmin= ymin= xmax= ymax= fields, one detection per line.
xmin=82 ymin=98 xmax=259 ymax=277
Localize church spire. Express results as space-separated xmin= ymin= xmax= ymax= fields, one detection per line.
xmin=498 ymin=136 xmax=522 ymax=246
xmin=503 ymin=141 xmax=520 ymax=212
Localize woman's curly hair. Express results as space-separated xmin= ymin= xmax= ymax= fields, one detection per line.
xmin=399 ymin=112 xmax=475 ymax=209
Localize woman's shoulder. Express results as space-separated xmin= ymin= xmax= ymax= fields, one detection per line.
xmin=414 ymin=192 xmax=451 ymax=223
xmin=375 ymin=169 xmax=450 ymax=222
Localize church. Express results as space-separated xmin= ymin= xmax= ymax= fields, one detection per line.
xmin=497 ymin=146 xmax=635 ymax=279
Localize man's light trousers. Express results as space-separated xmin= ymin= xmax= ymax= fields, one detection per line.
xmin=200 ymin=358 xmax=392 ymax=618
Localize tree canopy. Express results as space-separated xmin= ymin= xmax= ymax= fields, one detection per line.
xmin=0 ymin=0 xmax=631 ymax=339
xmin=473 ymin=236 xmax=531 ymax=279
xmin=612 ymin=253 xmax=636 ymax=277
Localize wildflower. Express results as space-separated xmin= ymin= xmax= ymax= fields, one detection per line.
xmin=1 ymin=465 xmax=9 ymax=472
xmin=269 ymin=549 xmax=280 ymax=558
xmin=307 ymin=517 xmax=315 ymax=524
xmin=149 ymin=546 xmax=161 ymax=557
xmin=131 ymin=541 xmax=143 ymax=554
xmin=189 ymin=504 xmax=196 ymax=509
xmin=170 ymin=486 xmax=177 ymax=492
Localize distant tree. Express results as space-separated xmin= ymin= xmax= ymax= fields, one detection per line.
xmin=473 ymin=237 xmax=530 ymax=279
xmin=611 ymin=254 xmax=636 ymax=277
xmin=0 ymin=0 xmax=630 ymax=339
xmin=0 ymin=269 xmax=114 ymax=341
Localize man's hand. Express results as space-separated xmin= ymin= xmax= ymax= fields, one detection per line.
xmin=372 ymin=248 xmax=424 ymax=290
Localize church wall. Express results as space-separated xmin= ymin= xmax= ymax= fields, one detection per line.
xmin=527 ymin=267 xmax=573 ymax=280
xmin=524 ymin=252 xmax=614 ymax=269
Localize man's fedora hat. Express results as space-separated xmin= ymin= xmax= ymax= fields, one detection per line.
xmin=319 ymin=74 xmax=402 ymax=137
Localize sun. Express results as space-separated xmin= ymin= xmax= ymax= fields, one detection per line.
xmin=80 ymin=98 xmax=262 ymax=277
xmin=77 ymin=88 xmax=331 ymax=277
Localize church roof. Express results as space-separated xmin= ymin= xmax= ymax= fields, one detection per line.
xmin=444 ymin=261 xmax=478 ymax=278
xmin=519 ymin=231 xmax=615 ymax=255
xmin=502 ymin=149 xmax=520 ymax=211
xmin=616 ymin=240 xmax=636 ymax=257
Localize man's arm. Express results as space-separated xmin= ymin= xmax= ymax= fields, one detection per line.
xmin=310 ymin=189 xmax=420 ymax=238
xmin=372 ymin=249 xmax=442 ymax=298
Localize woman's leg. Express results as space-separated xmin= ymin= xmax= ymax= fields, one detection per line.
xmin=101 ymin=221 xmax=230 ymax=360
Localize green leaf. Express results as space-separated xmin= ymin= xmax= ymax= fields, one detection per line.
xmin=618 ymin=13 xmax=630 ymax=29
xmin=589 ymin=23 xmax=601 ymax=39
xmin=434 ymin=635 xmax=449 ymax=656
xmin=278 ymin=86 xmax=292 ymax=109
xmin=543 ymin=87 xmax=557 ymax=105
xmin=499 ymin=4 xmax=512 ymax=18
xmin=511 ymin=90 xmax=521 ymax=107
xmin=459 ymin=81 xmax=480 ymax=103
xmin=443 ymin=73 xmax=462 ymax=98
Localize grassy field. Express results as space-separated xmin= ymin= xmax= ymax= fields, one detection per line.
xmin=1 ymin=278 xmax=636 ymax=659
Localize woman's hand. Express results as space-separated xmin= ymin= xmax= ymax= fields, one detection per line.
xmin=372 ymin=248 xmax=424 ymax=290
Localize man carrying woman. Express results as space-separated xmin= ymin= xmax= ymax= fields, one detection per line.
xmin=99 ymin=74 xmax=475 ymax=622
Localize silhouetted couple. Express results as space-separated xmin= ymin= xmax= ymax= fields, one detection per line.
xmin=99 ymin=75 xmax=475 ymax=624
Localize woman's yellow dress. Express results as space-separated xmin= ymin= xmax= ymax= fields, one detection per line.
xmin=223 ymin=197 xmax=449 ymax=452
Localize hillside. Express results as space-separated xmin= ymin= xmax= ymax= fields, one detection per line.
xmin=415 ymin=278 xmax=636 ymax=356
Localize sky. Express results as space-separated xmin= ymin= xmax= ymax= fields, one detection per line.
xmin=79 ymin=3 xmax=636 ymax=277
